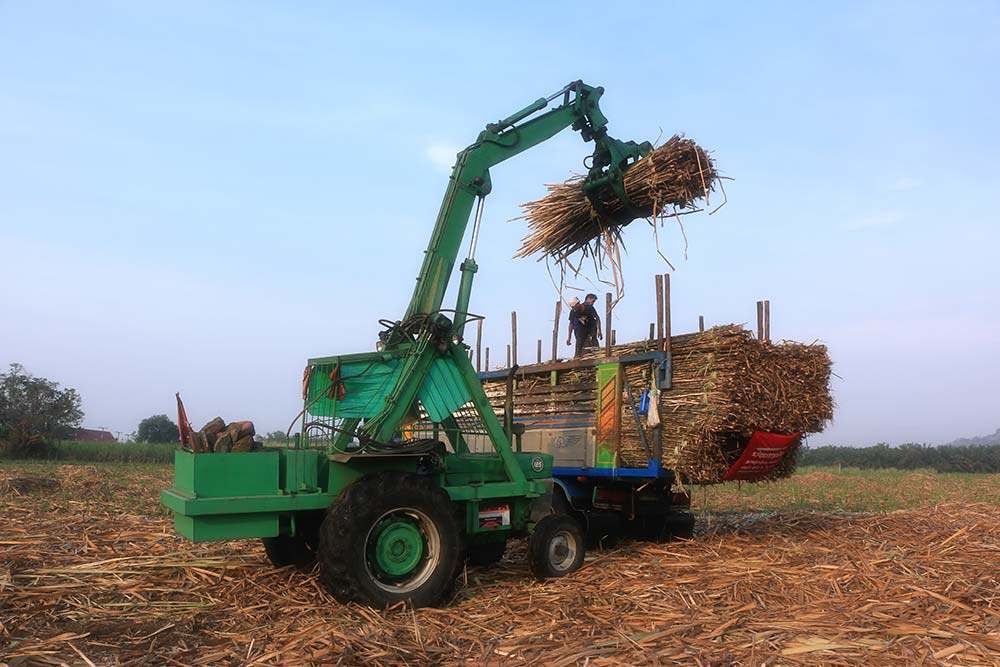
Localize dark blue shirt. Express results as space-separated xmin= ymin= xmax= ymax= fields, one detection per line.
xmin=569 ymin=303 xmax=599 ymax=332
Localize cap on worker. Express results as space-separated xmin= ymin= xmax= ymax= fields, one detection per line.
xmin=568 ymin=296 xmax=580 ymax=307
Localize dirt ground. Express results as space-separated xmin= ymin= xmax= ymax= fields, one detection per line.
xmin=3 ymin=463 xmax=1000 ymax=666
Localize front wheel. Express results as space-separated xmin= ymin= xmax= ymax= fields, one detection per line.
xmin=317 ymin=473 xmax=461 ymax=608
xmin=528 ymin=514 xmax=585 ymax=580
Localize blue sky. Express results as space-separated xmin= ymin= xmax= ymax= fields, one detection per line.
xmin=1 ymin=2 xmax=997 ymax=444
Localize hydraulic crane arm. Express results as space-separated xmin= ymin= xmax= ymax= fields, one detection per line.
xmin=359 ymin=81 xmax=650 ymax=454
xmin=403 ymin=81 xmax=651 ymax=330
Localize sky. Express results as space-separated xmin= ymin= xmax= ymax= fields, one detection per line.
xmin=1 ymin=1 xmax=998 ymax=445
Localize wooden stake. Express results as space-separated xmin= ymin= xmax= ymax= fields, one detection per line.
xmin=764 ymin=300 xmax=771 ymax=343
xmin=506 ymin=344 xmax=511 ymax=368
xmin=551 ymin=300 xmax=562 ymax=362
xmin=475 ymin=319 xmax=483 ymax=372
xmin=699 ymin=315 xmax=705 ymax=333
xmin=604 ymin=292 xmax=612 ymax=357
xmin=663 ymin=274 xmax=672 ymax=356
xmin=611 ymin=329 xmax=616 ymax=346
xmin=648 ymin=323 xmax=654 ymax=340
xmin=511 ymin=311 xmax=517 ymax=366
xmin=756 ymin=301 xmax=764 ymax=340
xmin=536 ymin=339 xmax=542 ymax=364
xmin=485 ymin=347 xmax=490 ymax=370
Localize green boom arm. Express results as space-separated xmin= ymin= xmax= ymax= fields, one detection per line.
xmin=363 ymin=81 xmax=648 ymax=455
xmin=405 ymin=81 xmax=635 ymax=324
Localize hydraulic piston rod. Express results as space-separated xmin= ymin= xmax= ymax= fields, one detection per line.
xmin=453 ymin=196 xmax=485 ymax=334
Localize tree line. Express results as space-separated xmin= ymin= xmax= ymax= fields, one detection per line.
xmin=5 ymin=362 xmax=1000 ymax=472
xmin=1 ymin=363 xmax=294 ymax=457
xmin=799 ymin=443 xmax=1000 ymax=473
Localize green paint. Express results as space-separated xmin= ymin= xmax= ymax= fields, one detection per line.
xmin=161 ymin=449 xmax=333 ymax=541
xmin=372 ymin=519 xmax=424 ymax=576
xmin=173 ymin=512 xmax=278 ymax=542
xmin=305 ymin=353 xmax=402 ymax=419
xmin=453 ymin=257 xmax=478 ymax=333
xmin=325 ymin=455 xmax=417 ymax=493
xmin=168 ymin=448 xmax=280 ymax=497
xmin=419 ymin=357 xmax=473 ymax=422
xmin=443 ymin=451 xmax=550 ymax=487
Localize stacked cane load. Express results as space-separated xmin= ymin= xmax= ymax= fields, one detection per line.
xmin=481 ymin=325 xmax=833 ymax=484
xmin=614 ymin=326 xmax=832 ymax=482
xmin=185 ymin=417 xmax=259 ymax=453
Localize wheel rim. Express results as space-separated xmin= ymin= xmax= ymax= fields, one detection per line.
xmin=365 ymin=508 xmax=440 ymax=593
xmin=547 ymin=529 xmax=578 ymax=572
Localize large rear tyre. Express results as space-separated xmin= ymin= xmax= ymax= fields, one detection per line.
xmin=528 ymin=514 xmax=585 ymax=580
xmin=317 ymin=473 xmax=461 ymax=608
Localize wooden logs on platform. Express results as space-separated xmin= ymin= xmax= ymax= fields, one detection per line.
xmin=187 ymin=418 xmax=258 ymax=453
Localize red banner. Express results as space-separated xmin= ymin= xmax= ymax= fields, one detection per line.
xmin=722 ymin=431 xmax=800 ymax=481
xmin=175 ymin=393 xmax=195 ymax=449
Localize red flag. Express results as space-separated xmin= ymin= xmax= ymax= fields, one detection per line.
xmin=175 ymin=393 xmax=195 ymax=448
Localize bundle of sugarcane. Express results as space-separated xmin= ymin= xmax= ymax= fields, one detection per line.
xmin=475 ymin=326 xmax=831 ymax=483
xmin=616 ymin=327 xmax=833 ymax=483
xmin=617 ymin=326 xmax=754 ymax=479
xmin=516 ymin=135 xmax=718 ymax=260
xmin=185 ymin=417 xmax=259 ymax=453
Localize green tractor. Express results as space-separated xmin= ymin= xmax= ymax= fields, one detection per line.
xmin=162 ymin=81 xmax=654 ymax=607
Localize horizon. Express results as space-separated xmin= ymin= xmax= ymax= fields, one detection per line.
xmin=2 ymin=2 xmax=998 ymax=447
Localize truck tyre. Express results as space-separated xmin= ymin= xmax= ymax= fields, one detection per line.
xmin=528 ymin=514 xmax=585 ymax=580
xmin=466 ymin=540 xmax=506 ymax=567
xmin=317 ymin=473 xmax=461 ymax=608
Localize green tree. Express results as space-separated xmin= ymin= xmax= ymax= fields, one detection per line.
xmin=0 ymin=363 xmax=84 ymax=456
xmin=136 ymin=414 xmax=179 ymax=443
xmin=263 ymin=430 xmax=288 ymax=442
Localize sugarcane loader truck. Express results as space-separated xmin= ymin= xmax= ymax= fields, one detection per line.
xmin=161 ymin=81 xmax=693 ymax=608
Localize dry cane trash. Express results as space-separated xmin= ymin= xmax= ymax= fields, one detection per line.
xmin=5 ymin=463 xmax=1000 ymax=666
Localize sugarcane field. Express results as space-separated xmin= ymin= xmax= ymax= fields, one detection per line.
xmin=3 ymin=4 xmax=999 ymax=667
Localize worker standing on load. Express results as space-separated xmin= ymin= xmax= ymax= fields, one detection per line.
xmin=566 ymin=295 xmax=603 ymax=357
xmin=565 ymin=296 xmax=584 ymax=357
xmin=582 ymin=293 xmax=602 ymax=350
